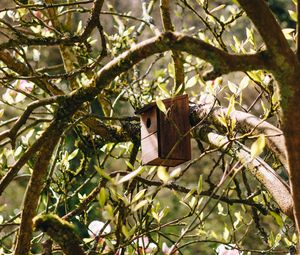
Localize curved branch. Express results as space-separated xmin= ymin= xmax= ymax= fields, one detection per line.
xmin=190 ymin=103 xmax=288 ymax=171
xmin=0 ymin=97 xmax=59 ymax=146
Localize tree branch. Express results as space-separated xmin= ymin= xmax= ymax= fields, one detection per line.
xmin=0 ymin=50 xmax=63 ymax=95
xmin=237 ymin=0 xmax=295 ymax=66
xmin=34 ymin=214 xmax=85 ymax=255
xmin=200 ymin=131 xmax=293 ymax=218
xmin=160 ymin=0 xmax=185 ymax=93
xmin=190 ymin=103 xmax=288 ymax=171
xmin=13 ymin=121 xmax=64 ymax=255
xmin=297 ymin=0 xmax=300 ymax=60
xmin=87 ymin=32 xmax=270 ymax=98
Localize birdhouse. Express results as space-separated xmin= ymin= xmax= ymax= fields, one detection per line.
xmin=136 ymin=94 xmax=191 ymax=167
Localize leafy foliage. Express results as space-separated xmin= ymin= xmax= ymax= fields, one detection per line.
xmin=0 ymin=0 xmax=297 ymax=254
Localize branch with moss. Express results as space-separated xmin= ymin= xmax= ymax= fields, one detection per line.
xmin=33 ymin=214 xmax=85 ymax=255
xmin=13 ymin=121 xmax=66 ymax=255
xmin=5 ymin=30 xmax=288 ymax=255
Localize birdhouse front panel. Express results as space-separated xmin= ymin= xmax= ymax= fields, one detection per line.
xmin=158 ymin=96 xmax=191 ymax=161
xmin=138 ymin=94 xmax=191 ymax=167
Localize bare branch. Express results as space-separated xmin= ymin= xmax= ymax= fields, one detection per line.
xmin=0 ymin=50 xmax=63 ymax=95
xmin=2 ymin=97 xmax=59 ymax=147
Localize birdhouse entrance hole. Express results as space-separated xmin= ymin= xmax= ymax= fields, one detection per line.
xmin=146 ymin=118 xmax=151 ymax=128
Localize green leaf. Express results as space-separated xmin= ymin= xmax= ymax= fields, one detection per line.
xmin=95 ymin=165 xmax=112 ymax=180
xmin=226 ymin=95 xmax=235 ymax=116
xmin=168 ymin=62 xmax=175 ymax=78
xmin=186 ymin=75 xmax=198 ymax=89
xmin=174 ymin=84 xmax=183 ymax=95
xmin=156 ymin=98 xmax=167 ymax=114
xmin=133 ymin=199 xmax=148 ymax=211
xmin=132 ymin=189 xmax=147 ymax=203
xmin=125 ymin=160 xmax=134 ymax=170
xmin=289 ymin=10 xmax=297 ymax=22
xmin=157 ymin=166 xmax=170 ymax=183
xmin=216 ymin=112 xmax=227 ymax=127
xmin=223 ymin=226 xmax=230 ymax=241
xmin=197 ymin=175 xmax=203 ymax=195
xmin=270 ymin=211 xmax=283 ymax=227
xmin=99 ymin=187 xmax=106 ymax=208
xmin=0 ymin=109 xmax=4 ymax=118
xmin=183 ymin=188 xmax=196 ymax=201
xmin=239 ymin=76 xmax=250 ymax=91
xmin=102 ymin=204 xmax=114 ymax=220
xmin=118 ymin=166 xmax=145 ymax=184
xmin=158 ymin=83 xmax=171 ymax=97
xmin=251 ymin=134 xmax=266 ymax=158
xmin=122 ymin=225 xmax=130 ymax=238
xmin=68 ymin=149 xmax=79 ymax=161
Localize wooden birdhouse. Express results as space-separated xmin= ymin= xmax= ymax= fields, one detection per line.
xmin=136 ymin=94 xmax=191 ymax=167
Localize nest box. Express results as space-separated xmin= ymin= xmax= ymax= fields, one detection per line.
xmin=136 ymin=94 xmax=191 ymax=167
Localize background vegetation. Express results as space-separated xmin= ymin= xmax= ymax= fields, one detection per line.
xmin=0 ymin=0 xmax=299 ymax=254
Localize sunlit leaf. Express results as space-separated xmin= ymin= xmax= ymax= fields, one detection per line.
xmin=170 ymin=167 xmax=181 ymax=178
xmin=239 ymin=76 xmax=250 ymax=91
xmin=158 ymin=83 xmax=171 ymax=97
xmin=68 ymin=149 xmax=79 ymax=161
xmin=223 ymin=226 xmax=230 ymax=241
xmin=133 ymin=199 xmax=148 ymax=211
xmin=210 ymin=4 xmax=225 ymax=13
xmin=289 ymin=10 xmax=297 ymax=22
xmin=168 ymin=62 xmax=175 ymax=79
xmin=228 ymin=81 xmax=238 ymax=94
xmin=0 ymin=109 xmax=4 ymax=118
xmin=118 ymin=166 xmax=145 ymax=184
xmin=132 ymin=189 xmax=147 ymax=203
xmin=99 ymin=187 xmax=106 ymax=208
xmin=186 ymin=75 xmax=198 ymax=89
xmin=226 ymin=95 xmax=235 ymax=116
xmin=157 ymin=166 xmax=170 ymax=183
xmin=156 ymin=98 xmax=167 ymax=114
xmin=250 ymin=134 xmax=266 ymax=158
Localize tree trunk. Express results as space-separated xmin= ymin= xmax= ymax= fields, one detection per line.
xmin=284 ymin=88 xmax=300 ymax=252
